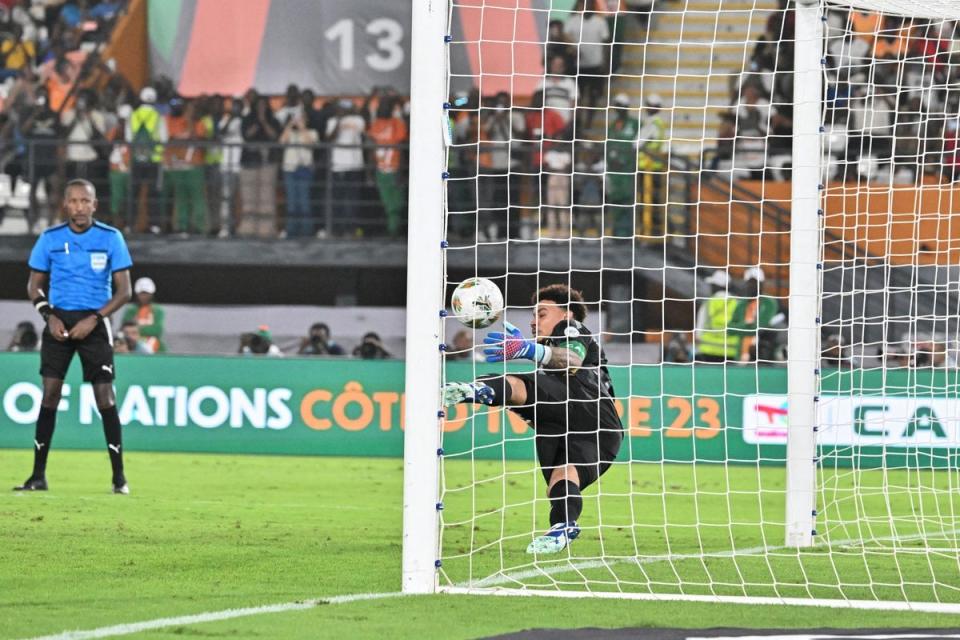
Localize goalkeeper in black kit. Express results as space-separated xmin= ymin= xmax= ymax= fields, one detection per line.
xmin=443 ymin=284 xmax=623 ymax=554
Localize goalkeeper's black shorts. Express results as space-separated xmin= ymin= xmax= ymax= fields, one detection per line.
xmin=510 ymin=372 xmax=623 ymax=490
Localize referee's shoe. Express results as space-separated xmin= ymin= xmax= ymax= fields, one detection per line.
xmin=113 ymin=477 xmax=130 ymax=495
xmin=13 ymin=476 xmax=48 ymax=491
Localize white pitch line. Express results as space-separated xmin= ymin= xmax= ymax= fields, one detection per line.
xmin=464 ymin=527 xmax=960 ymax=589
xmin=23 ymin=592 xmax=405 ymax=640
xmin=20 ymin=529 xmax=960 ymax=638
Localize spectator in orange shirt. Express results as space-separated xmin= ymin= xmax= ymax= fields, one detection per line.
xmin=46 ymin=56 xmax=76 ymax=112
xmin=367 ymin=93 xmax=408 ymax=237
xmin=122 ymin=277 xmax=166 ymax=353
xmin=873 ymin=15 xmax=910 ymax=60
xmin=165 ymin=96 xmax=209 ymax=235
xmin=850 ymin=10 xmax=881 ymax=46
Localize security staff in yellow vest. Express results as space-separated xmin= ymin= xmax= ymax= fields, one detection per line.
xmin=636 ymin=93 xmax=667 ymax=238
xmin=124 ymin=86 xmax=168 ymax=233
xmin=694 ymin=269 xmax=739 ymax=362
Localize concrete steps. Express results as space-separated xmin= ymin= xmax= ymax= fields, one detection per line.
xmin=611 ymin=0 xmax=780 ymax=154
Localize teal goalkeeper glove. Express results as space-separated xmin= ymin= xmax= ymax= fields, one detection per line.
xmin=483 ymin=321 xmax=548 ymax=364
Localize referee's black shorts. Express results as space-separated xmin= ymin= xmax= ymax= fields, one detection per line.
xmin=41 ymin=310 xmax=116 ymax=384
xmin=504 ymin=372 xmax=623 ymax=490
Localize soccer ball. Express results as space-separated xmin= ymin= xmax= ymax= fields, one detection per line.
xmin=450 ymin=277 xmax=504 ymax=328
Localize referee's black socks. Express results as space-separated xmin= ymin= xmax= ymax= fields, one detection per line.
xmin=100 ymin=405 xmax=125 ymax=482
xmin=31 ymin=406 xmax=57 ymax=478
xmin=549 ymin=480 xmax=583 ymax=526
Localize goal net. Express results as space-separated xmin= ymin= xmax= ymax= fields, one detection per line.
xmin=404 ymin=0 xmax=960 ymax=610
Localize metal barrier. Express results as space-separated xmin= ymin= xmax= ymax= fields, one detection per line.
xmin=2 ymin=138 xmax=697 ymax=243
xmin=0 ymin=139 xmax=409 ymax=239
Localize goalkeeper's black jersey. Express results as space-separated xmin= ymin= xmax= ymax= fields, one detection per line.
xmin=539 ymin=319 xmax=616 ymax=399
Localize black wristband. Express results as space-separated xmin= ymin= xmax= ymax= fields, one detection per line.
xmin=93 ymin=312 xmax=104 ymax=323
xmin=32 ymin=295 xmax=52 ymax=321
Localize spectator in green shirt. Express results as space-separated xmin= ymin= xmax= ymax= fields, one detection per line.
xmin=606 ymin=92 xmax=638 ymax=237
xmin=730 ymin=267 xmax=781 ymax=362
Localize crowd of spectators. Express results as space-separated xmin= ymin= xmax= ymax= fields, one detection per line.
xmin=714 ymin=3 xmax=960 ymax=185
xmin=447 ymin=86 xmax=666 ymax=241
xmin=822 ymin=10 xmax=960 ymax=185
xmin=0 ymin=1 xmax=412 ymax=239
xmin=821 ymin=331 xmax=960 ymax=370
xmin=443 ymin=1 xmax=673 ymax=241
xmin=7 ymin=79 xmax=412 ymax=239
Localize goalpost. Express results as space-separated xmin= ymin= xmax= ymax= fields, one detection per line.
xmin=404 ymin=0 xmax=960 ymax=611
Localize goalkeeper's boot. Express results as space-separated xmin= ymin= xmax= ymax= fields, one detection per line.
xmin=112 ymin=476 xmax=130 ymax=495
xmin=526 ymin=521 xmax=580 ymax=555
xmin=13 ymin=476 xmax=48 ymax=491
xmin=442 ymin=381 xmax=495 ymax=406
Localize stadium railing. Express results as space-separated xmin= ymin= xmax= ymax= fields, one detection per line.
xmin=0 ymin=139 xmax=409 ymax=239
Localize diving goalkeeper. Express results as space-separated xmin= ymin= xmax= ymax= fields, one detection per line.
xmin=443 ymin=284 xmax=623 ymax=554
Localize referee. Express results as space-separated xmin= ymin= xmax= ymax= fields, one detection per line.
xmin=443 ymin=284 xmax=624 ymax=554
xmin=14 ymin=179 xmax=133 ymax=494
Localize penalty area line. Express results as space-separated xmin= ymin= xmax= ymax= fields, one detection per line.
xmin=23 ymin=592 xmax=405 ymax=640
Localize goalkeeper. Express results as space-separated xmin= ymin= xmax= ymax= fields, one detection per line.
xmin=443 ymin=284 xmax=623 ymax=554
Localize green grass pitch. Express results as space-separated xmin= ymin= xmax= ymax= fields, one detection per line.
xmin=2 ymin=449 xmax=960 ymax=639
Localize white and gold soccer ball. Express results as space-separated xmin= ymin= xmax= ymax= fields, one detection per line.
xmin=450 ymin=277 xmax=504 ymax=328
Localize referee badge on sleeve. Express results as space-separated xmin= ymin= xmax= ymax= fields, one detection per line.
xmin=90 ymin=253 xmax=108 ymax=272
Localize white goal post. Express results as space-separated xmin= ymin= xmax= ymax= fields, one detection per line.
xmin=404 ymin=0 xmax=960 ymax=610
xmin=401 ymin=0 xmax=447 ymax=595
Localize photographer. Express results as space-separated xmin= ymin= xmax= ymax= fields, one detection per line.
xmin=7 ymin=321 xmax=38 ymax=352
xmin=297 ymin=322 xmax=344 ymax=356
xmin=352 ymin=332 xmax=392 ymax=360
xmin=239 ymin=325 xmax=283 ymax=357
xmin=117 ymin=321 xmax=153 ymax=355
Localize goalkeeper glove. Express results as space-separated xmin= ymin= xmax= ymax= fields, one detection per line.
xmin=483 ymin=321 xmax=551 ymax=364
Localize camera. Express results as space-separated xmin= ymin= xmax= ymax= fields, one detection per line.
xmin=356 ymin=332 xmax=389 ymax=360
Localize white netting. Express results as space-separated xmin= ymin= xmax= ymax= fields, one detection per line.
xmin=816 ymin=0 xmax=960 ymax=604
xmin=433 ymin=0 xmax=960 ymax=607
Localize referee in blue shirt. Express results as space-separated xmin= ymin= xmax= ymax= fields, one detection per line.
xmin=15 ymin=179 xmax=134 ymax=494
